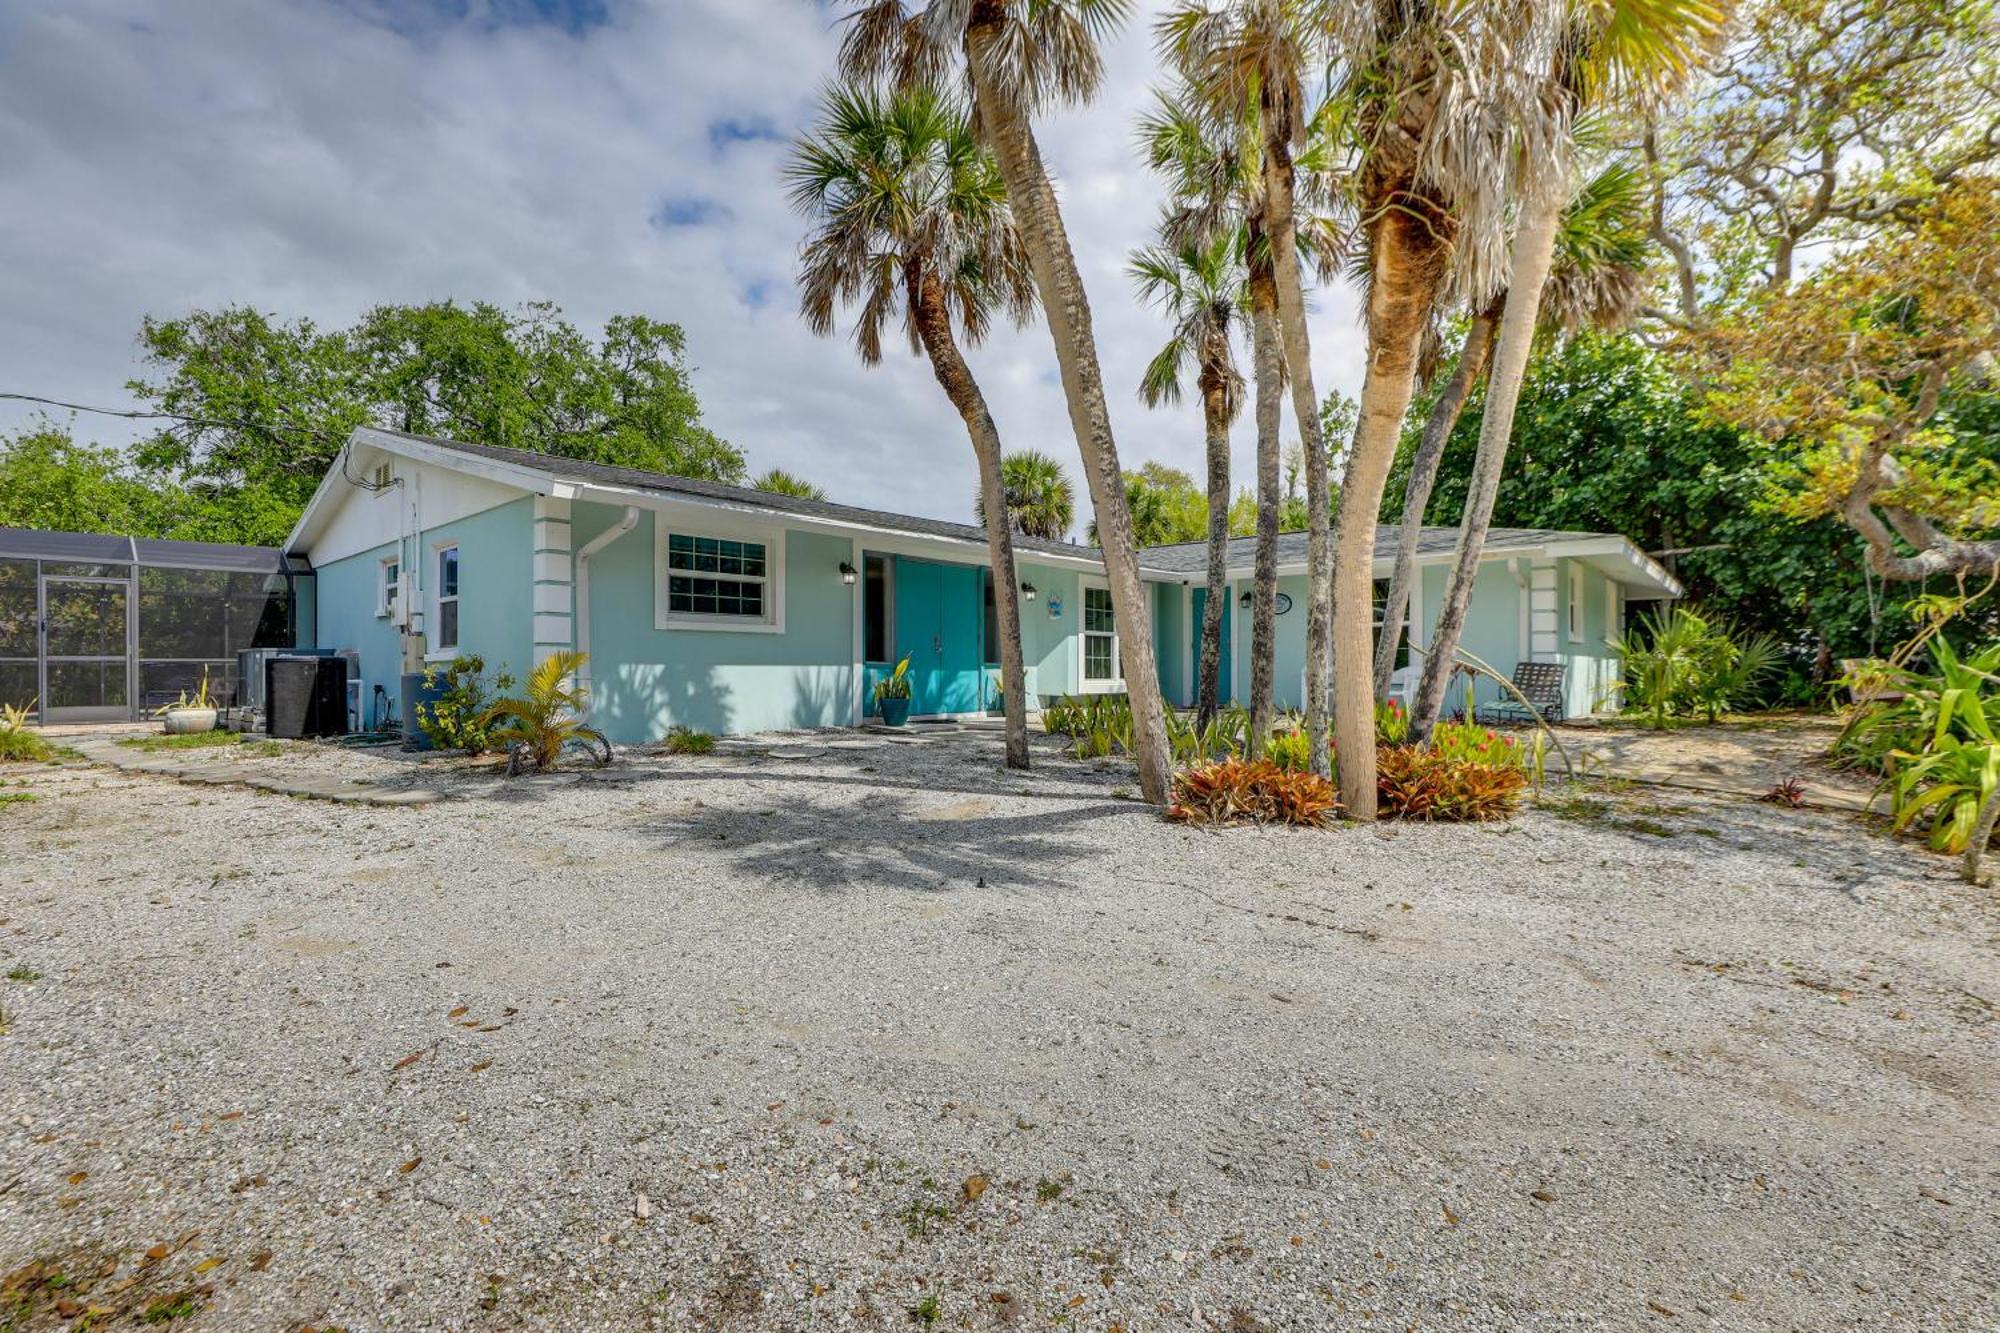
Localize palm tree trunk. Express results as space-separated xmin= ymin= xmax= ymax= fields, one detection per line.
xmin=1261 ymin=125 xmax=1331 ymax=779
xmin=1246 ymin=235 xmax=1282 ymax=759
xmin=1331 ymin=208 xmax=1450 ymax=817
xmin=1197 ymin=338 xmax=1231 ymax=728
xmin=909 ymin=268 xmax=1030 ymax=769
xmin=1411 ymin=176 xmax=1566 ymax=744
xmin=1371 ymin=297 xmax=1503 ymax=698
xmin=964 ymin=14 xmax=1172 ymax=803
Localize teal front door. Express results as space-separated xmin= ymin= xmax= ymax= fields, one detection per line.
xmin=1189 ymin=586 xmax=1232 ymax=705
xmin=894 ymin=557 xmax=983 ymax=716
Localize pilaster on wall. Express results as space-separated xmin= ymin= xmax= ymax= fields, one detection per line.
xmin=532 ymin=496 xmax=574 ymax=666
xmin=1528 ymin=562 xmax=1560 ymax=663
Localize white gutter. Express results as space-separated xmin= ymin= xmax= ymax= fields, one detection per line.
xmin=573 ymin=504 xmax=640 ymax=699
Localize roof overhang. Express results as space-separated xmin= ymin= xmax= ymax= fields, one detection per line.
xmin=1158 ymin=535 xmax=1683 ymax=597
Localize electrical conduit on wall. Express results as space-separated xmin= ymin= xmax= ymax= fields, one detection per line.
xmin=573 ymin=505 xmax=640 ymax=704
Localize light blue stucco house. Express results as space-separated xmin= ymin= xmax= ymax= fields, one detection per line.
xmin=284 ymin=427 xmax=1682 ymax=743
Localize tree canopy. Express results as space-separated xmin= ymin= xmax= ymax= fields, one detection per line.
xmin=3 ymin=301 xmax=742 ymax=548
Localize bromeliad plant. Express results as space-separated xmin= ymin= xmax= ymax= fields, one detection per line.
xmin=478 ymin=650 xmax=610 ymax=776
xmin=1168 ymin=758 xmax=1340 ymax=828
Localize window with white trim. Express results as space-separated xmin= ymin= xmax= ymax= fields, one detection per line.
xmin=378 ymin=556 xmax=400 ymax=619
xmin=1082 ymin=586 xmax=1119 ymax=686
xmin=1567 ymin=563 xmax=1585 ymax=643
xmin=661 ymin=529 xmax=779 ymax=629
xmin=435 ymin=545 xmax=460 ymax=652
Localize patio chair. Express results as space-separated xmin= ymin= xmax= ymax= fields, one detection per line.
xmin=1473 ymin=661 xmax=1568 ymax=727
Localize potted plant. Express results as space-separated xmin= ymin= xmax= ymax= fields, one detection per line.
xmin=875 ymin=655 xmax=912 ymax=726
xmin=155 ymin=669 xmax=219 ymax=735
xmin=987 ymin=670 xmax=1005 ymax=716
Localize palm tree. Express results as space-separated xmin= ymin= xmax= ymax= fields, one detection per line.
xmin=1130 ymin=226 xmax=1246 ymax=726
xmin=1164 ymin=3 xmax=1563 ymax=816
xmin=976 ymin=449 xmax=1075 ymax=540
xmin=1411 ymin=0 xmax=1725 ymax=741
xmin=837 ymin=0 xmax=1176 ymax=806
xmin=787 ymin=83 xmax=1039 ymax=769
xmin=751 ymin=467 xmax=828 ymax=500
xmin=1373 ymin=161 xmax=1653 ymax=698
xmin=1162 ymin=0 xmax=1343 ymax=779
xmin=1136 ymin=86 xmax=1283 ymax=758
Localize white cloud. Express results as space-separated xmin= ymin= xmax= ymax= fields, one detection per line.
xmin=0 ymin=0 xmax=1365 ymax=533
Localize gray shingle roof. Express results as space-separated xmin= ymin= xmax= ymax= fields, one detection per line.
xmin=1132 ymin=525 xmax=1607 ymax=575
xmin=366 ymin=428 xmax=1109 ymax=565
xmin=358 ymin=428 xmax=1616 ymax=577
xmin=0 ymin=525 xmax=291 ymax=573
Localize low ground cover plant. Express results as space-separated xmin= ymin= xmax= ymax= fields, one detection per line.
xmin=1168 ymin=758 xmax=1340 ymax=827
xmin=0 ymin=702 xmax=51 ymax=764
xmin=116 ymin=731 xmax=244 ymax=753
xmin=663 ymin=725 xmax=716 ymax=755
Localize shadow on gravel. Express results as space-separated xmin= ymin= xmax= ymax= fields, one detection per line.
xmin=642 ymin=787 xmax=1140 ymax=892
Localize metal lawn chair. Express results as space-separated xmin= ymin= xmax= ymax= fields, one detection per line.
xmin=1474 ymin=661 xmax=1568 ymax=727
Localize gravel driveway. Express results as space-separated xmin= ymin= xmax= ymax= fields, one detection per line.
xmin=1 ymin=728 xmax=1995 ymax=1330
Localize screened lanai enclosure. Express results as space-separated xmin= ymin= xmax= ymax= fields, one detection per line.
xmin=0 ymin=528 xmax=312 ymax=724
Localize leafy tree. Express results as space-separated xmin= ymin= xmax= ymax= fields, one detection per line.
xmin=1387 ymin=331 xmax=1999 ymax=702
xmin=1692 ymin=178 xmax=2000 ymax=581
xmin=0 ymin=425 xmax=189 ymax=537
xmin=751 ymin=468 xmax=827 ymax=500
xmin=1089 ymin=463 xmax=1209 ymax=549
xmin=124 ymin=300 xmax=742 ymax=545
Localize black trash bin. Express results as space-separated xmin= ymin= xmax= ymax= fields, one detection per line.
xmin=267 ymin=655 xmax=349 ymax=739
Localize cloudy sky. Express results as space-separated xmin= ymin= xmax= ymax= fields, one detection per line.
xmin=0 ymin=0 xmax=1366 ymax=532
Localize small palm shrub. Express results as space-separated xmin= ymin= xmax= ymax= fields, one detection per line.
xmin=1168 ymin=758 xmax=1341 ymax=827
xmin=663 ymin=725 xmax=716 ymax=755
xmin=1611 ymin=606 xmax=1780 ymax=727
xmin=415 ymin=654 xmax=513 ymax=754
xmin=0 ymin=702 xmax=50 ymax=764
xmin=479 ymin=650 xmax=610 ymax=775
xmin=1376 ymin=746 xmax=1529 ymax=821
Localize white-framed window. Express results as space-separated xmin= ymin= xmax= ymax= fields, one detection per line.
xmin=656 ymin=522 xmax=784 ymax=633
xmin=433 ymin=543 xmax=460 ymax=655
xmin=378 ymin=555 xmax=400 ymax=619
xmin=1080 ymin=583 xmax=1121 ymax=691
xmin=1605 ymin=578 xmax=1619 ymax=643
xmin=1567 ymin=563 xmax=1585 ymax=643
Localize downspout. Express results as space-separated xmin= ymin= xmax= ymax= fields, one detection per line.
xmin=573 ymin=504 xmax=640 ymax=702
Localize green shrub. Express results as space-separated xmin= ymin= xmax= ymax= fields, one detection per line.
xmin=0 ymin=702 xmax=49 ymax=764
xmin=415 ymin=654 xmax=512 ymax=754
xmin=479 ymin=650 xmax=610 ymax=775
xmin=1428 ymin=720 xmax=1527 ymax=768
xmin=1266 ymin=725 xmax=1309 ymax=772
xmin=1168 ymin=757 xmax=1341 ymax=826
xmin=1611 ymin=606 xmax=1780 ymax=726
xmin=1840 ymin=638 xmax=1999 ymax=854
xmin=663 ymin=726 xmax=716 ymax=755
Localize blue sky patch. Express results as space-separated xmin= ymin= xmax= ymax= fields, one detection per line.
xmin=652 ymin=196 xmax=728 ymax=228
xmin=339 ymin=0 xmax=612 ymax=39
xmin=708 ymin=117 xmax=783 ymax=153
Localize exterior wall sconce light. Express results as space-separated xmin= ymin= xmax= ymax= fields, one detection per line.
xmin=1020 ymin=582 xmax=1037 ymax=602
xmin=839 ymin=561 xmax=858 ymax=585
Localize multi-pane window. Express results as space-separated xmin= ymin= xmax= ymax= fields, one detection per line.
xmin=667 ymin=533 xmax=768 ymax=620
xmin=1082 ymin=586 xmax=1117 ymax=683
xmin=380 ymin=557 xmax=400 ymax=618
xmin=435 ymin=545 xmax=460 ymax=652
xmin=1372 ymin=578 xmax=1410 ymax=670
